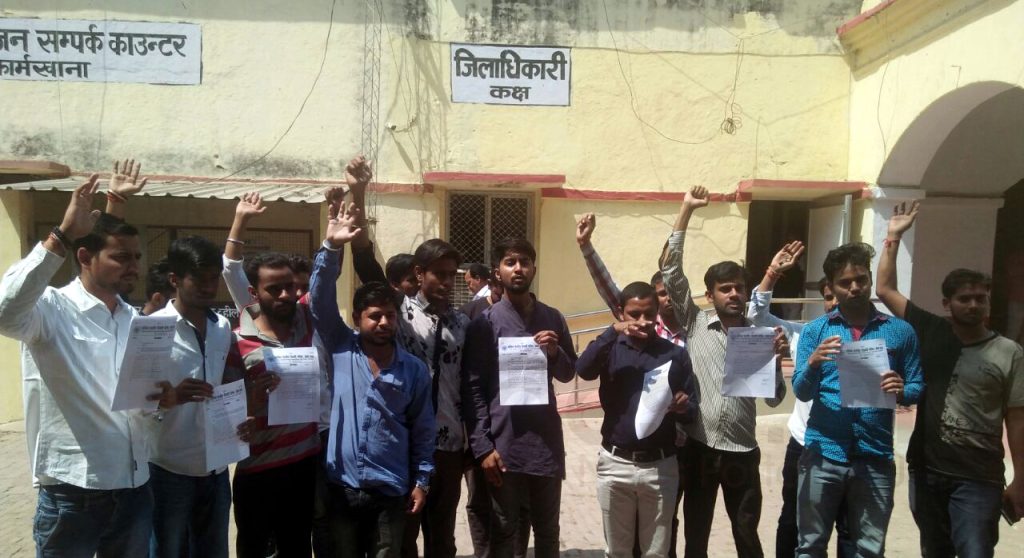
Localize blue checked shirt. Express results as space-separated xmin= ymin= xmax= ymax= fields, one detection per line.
xmin=793 ymin=308 xmax=923 ymax=463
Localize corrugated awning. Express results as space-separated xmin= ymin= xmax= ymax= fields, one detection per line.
xmin=1 ymin=176 xmax=345 ymax=203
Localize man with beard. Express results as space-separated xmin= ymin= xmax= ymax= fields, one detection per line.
xmin=660 ymin=186 xmax=789 ymax=558
xmin=148 ymin=235 xmax=237 ymax=558
xmin=0 ymin=162 xmax=177 ymax=557
xmin=876 ymin=201 xmax=1024 ymax=557
xmin=221 ymin=190 xmax=331 ymax=558
xmin=793 ymin=241 xmax=922 ymax=558
xmin=462 ymin=237 xmax=578 ymax=558
xmin=310 ymin=199 xmax=435 ymax=558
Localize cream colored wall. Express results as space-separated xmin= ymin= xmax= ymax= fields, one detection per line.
xmin=0 ymin=192 xmax=33 ymax=423
xmin=537 ymin=198 xmax=749 ymax=316
xmin=0 ymin=0 xmax=861 ymax=419
xmin=846 ymin=0 xmax=1024 ymax=184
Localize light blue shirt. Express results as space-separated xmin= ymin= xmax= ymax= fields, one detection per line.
xmin=310 ymin=248 xmax=435 ymax=496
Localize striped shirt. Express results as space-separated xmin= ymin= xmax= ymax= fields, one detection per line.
xmin=580 ymin=242 xmax=685 ymax=347
xmin=794 ymin=308 xmax=922 ymax=463
xmin=661 ymin=231 xmax=785 ymax=452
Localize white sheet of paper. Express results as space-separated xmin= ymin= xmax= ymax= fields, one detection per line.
xmin=204 ymin=379 xmax=250 ymax=470
xmin=111 ymin=315 xmax=177 ymax=411
xmin=838 ymin=339 xmax=896 ymax=409
xmin=635 ymin=360 xmax=674 ymax=440
xmin=498 ymin=337 xmax=549 ymax=406
xmin=265 ymin=347 xmax=321 ymax=426
xmin=721 ymin=327 xmax=778 ymax=398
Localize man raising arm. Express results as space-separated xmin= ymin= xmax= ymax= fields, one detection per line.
xmin=877 ymin=201 xmax=1024 ymax=557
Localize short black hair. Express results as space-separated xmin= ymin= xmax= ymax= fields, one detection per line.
xmin=817 ymin=276 xmax=829 ymax=296
xmin=353 ymin=281 xmax=403 ymax=317
xmin=491 ymin=237 xmax=536 ymax=267
xmin=703 ymin=261 xmax=748 ymax=292
xmin=167 ymin=236 xmax=223 ymax=278
xmin=618 ymin=281 xmax=658 ymax=308
xmin=467 ymin=263 xmax=490 ymax=279
xmin=72 ymin=212 xmax=139 ymax=254
xmin=941 ymin=268 xmax=991 ymax=298
xmin=289 ymin=254 xmax=312 ymax=276
xmin=244 ymin=252 xmax=293 ymax=288
xmin=413 ymin=239 xmax=462 ymax=270
xmin=822 ymin=242 xmax=875 ymax=283
xmin=650 ymin=271 xmax=664 ymax=287
xmin=385 ymin=253 xmax=415 ymax=285
xmin=145 ymin=258 xmax=174 ymax=300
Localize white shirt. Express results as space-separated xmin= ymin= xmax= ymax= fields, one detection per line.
xmin=747 ymin=286 xmax=811 ymax=444
xmin=473 ymin=284 xmax=491 ymax=300
xmin=148 ymin=301 xmax=232 ymax=476
xmin=0 ymin=243 xmax=149 ymax=489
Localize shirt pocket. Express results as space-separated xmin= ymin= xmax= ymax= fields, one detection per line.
xmin=373 ymin=374 xmax=412 ymax=416
xmin=64 ymin=329 xmax=113 ymax=377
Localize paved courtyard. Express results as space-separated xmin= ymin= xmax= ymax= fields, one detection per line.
xmin=2 ymin=416 xmax=1023 ymax=557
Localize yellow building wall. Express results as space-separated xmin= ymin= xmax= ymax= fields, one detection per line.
xmin=0 ymin=192 xmax=33 ymax=423
xmin=0 ymin=0 xmax=863 ymax=420
xmin=846 ymin=0 xmax=1024 ymax=184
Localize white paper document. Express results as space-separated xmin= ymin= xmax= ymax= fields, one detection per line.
xmin=204 ymin=379 xmax=250 ymax=470
xmin=838 ymin=339 xmax=895 ymax=409
xmin=721 ymin=327 xmax=778 ymax=398
xmin=498 ymin=337 xmax=549 ymax=406
xmin=111 ymin=315 xmax=177 ymax=411
xmin=264 ymin=347 xmax=321 ymax=426
xmin=635 ymin=360 xmax=674 ymax=440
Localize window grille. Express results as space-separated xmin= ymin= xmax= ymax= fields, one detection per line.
xmin=446 ymin=192 xmax=533 ymax=307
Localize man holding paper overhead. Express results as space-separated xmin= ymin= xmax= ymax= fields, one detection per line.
xmin=792 ymin=241 xmax=922 ymax=558
xmin=576 ymin=281 xmax=696 ymax=558
xmin=147 ymin=235 xmax=238 ymax=558
xmin=309 ymin=199 xmax=435 ymax=558
xmin=660 ymin=185 xmax=788 ymax=558
xmin=876 ymin=201 xmax=1024 ymax=558
xmin=462 ymin=237 xmax=578 ymax=558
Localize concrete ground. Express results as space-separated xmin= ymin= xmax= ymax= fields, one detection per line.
xmin=2 ymin=416 xmax=1023 ymax=557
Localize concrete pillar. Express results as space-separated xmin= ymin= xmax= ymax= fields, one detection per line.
xmin=0 ymin=191 xmax=33 ymax=423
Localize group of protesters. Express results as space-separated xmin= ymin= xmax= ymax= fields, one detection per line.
xmin=1 ymin=155 xmax=1021 ymax=558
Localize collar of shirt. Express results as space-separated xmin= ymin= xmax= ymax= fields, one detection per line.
xmin=237 ymin=302 xmax=309 ymax=346
xmin=411 ymin=291 xmax=453 ymax=316
xmin=655 ymin=314 xmax=684 ymax=344
xmin=68 ymin=277 xmax=134 ymax=316
xmin=826 ymin=306 xmax=889 ymax=326
xmin=705 ymin=313 xmax=751 ymax=331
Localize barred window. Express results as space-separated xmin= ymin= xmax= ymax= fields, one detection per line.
xmin=447 ymin=191 xmax=533 ymax=307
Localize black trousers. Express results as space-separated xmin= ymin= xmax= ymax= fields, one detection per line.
xmin=489 ymin=472 xmax=561 ymax=558
xmin=681 ymin=441 xmax=764 ymax=558
xmin=233 ymin=455 xmax=317 ymax=558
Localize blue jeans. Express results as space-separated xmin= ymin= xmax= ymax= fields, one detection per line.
xmin=776 ymin=437 xmax=854 ymax=558
xmin=149 ymin=464 xmax=231 ymax=558
xmin=909 ymin=469 xmax=1002 ymax=558
xmin=34 ymin=482 xmax=153 ymax=558
xmin=795 ymin=448 xmax=895 ymax=558
xmin=327 ymin=483 xmax=408 ymax=558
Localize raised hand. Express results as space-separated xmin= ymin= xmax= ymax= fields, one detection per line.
xmin=613 ymin=318 xmax=652 ymax=340
xmin=108 ymin=158 xmax=148 ymax=198
xmin=770 ymin=241 xmax=805 ymax=274
xmin=344 ymin=155 xmax=373 ymax=191
xmin=325 ymin=201 xmax=363 ymax=249
xmin=60 ymin=174 xmax=101 ymax=241
xmin=773 ymin=327 xmax=790 ymax=358
xmin=683 ymin=185 xmax=710 ymax=210
xmin=235 ymin=192 xmax=266 ymax=221
xmin=576 ymin=213 xmax=596 ymax=247
xmin=887 ymin=200 xmax=920 ymax=239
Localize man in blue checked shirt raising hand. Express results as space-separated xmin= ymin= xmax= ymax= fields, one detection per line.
xmin=792 ymin=242 xmax=923 ymax=558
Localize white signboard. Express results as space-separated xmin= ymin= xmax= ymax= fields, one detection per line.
xmin=0 ymin=18 xmax=201 ymax=84
xmin=451 ymin=43 xmax=570 ymax=106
